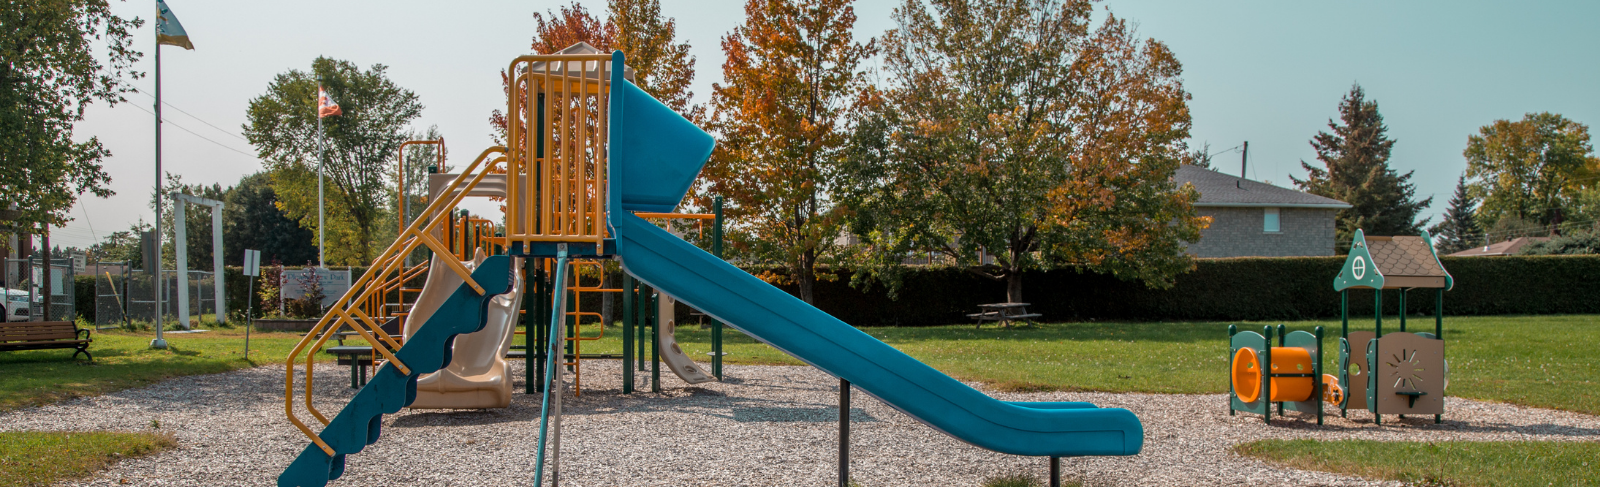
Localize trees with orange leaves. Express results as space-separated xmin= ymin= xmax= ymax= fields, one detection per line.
xmin=698 ymin=0 xmax=875 ymax=304
xmin=490 ymin=0 xmax=699 ymax=140
xmin=840 ymin=0 xmax=1207 ymax=303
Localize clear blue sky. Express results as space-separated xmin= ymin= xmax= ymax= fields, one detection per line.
xmin=57 ymin=0 xmax=1600 ymax=251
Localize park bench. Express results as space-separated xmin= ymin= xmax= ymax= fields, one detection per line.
xmin=967 ymin=303 xmax=1041 ymax=329
xmin=0 ymin=320 xmax=92 ymax=361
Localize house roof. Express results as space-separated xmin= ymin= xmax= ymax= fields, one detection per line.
xmin=1446 ymin=237 xmax=1548 ymax=257
xmin=1175 ymin=165 xmax=1352 ymax=208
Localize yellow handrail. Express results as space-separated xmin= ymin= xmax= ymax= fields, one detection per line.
xmin=284 ymin=146 xmax=506 ymax=455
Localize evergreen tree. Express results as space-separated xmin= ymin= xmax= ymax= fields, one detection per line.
xmin=1292 ymin=84 xmax=1431 ymax=249
xmin=1428 ymin=175 xmax=1483 ymax=253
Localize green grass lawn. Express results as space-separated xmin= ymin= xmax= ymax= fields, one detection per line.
xmin=0 ymin=431 xmax=175 ymax=486
xmin=557 ymin=314 xmax=1598 ymax=414
xmin=0 ymin=326 xmax=326 ymax=413
xmin=1236 ymin=439 xmax=1600 ymax=487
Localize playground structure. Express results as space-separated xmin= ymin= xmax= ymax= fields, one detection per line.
xmin=277 ymin=46 xmax=1144 ymax=487
xmin=1333 ymin=229 xmax=1453 ymax=425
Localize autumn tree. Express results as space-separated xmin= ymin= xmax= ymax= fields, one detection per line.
xmin=1428 ymin=175 xmax=1483 ymax=254
xmin=700 ymin=0 xmax=874 ymax=304
xmin=0 ymin=1 xmax=140 ymax=231
xmin=841 ymin=0 xmax=1205 ymax=303
xmin=244 ymin=57 xmax=423 ymax=265
xmin=1292 ymin=84 xmax=1431 ymax=247
xmin=490 ymin=0 xmax=698 ymax=140
xmin=1463 ymin=112 xmax=1597 ymax=231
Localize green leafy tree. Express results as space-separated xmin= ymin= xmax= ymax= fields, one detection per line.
xmin=1428 ymin=175 xmax=1483 ymax=254
xmin=702 ymin=0 xmax=876 ymax=304
xmin=244 ymin=57 xmax=423 ymax=265
xmin=842 ymin=0 xmax=1206 ymax=302
xmin=1520 ymin=229 xmax=1600 ymax=255
xmin=1292 ymin=84 xmax=1431 ymax=247
xmin=1463 ymin=112 xmax=1597 ymax=231
xmin=223 ymin=172 xmax=316 ymax=266
xmin=87 ymin=220 xmax=150 ymax=268
xmin=0 ymin=1 xmax=141 ymax=231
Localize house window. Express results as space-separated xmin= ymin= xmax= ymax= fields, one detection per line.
xmin=1263 ymin=208 xmax=1281 ymax=233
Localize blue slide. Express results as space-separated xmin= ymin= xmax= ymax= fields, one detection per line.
xmin=611 ymin=212 xmax=1142 ymax=457
xmin=605 ymin=51 xmax=1142 ymax=458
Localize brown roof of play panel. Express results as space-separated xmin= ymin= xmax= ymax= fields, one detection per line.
xmin=1365 ymin=236 xmax=1447 ymax=277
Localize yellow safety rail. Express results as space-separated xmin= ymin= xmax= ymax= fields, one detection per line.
xmin=284 ymin=147 xmax=506 ymax=456
xmin=503 ymin=53 xmax=616 ymax=250
xmin=561 ymin=260 xmax=621 ymax=395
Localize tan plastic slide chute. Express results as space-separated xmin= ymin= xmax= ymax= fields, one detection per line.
xmin=405 ymin=249 xmax=525 ymax=409
xmin=657 ymin=293 xmax=714 ymax=384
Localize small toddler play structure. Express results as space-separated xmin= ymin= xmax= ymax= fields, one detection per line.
xmin=1333 ymin=230 xmax=1452 ymax=424
xmin=1228 ymin=230 xmax=1452 ymax=426
xmin=277 ymin=45 xmax=1143 ymax=487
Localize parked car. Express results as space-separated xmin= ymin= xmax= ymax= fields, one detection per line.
xmin=4 ymin=288 xmax=35 ymax=322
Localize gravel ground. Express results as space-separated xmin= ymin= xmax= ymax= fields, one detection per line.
xmin=3 ymin=360 xmax=1597 ymax=487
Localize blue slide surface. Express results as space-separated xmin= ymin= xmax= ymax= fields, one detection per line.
xmin=612 ymin=212 xmax=1143 ymax=457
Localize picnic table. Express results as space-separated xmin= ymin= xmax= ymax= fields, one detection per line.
xmin=967 ymin=303 xmax=1041 ymax=328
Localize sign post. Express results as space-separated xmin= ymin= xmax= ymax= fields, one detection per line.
xmin=242 ymin=250 xmax=260 ymax=357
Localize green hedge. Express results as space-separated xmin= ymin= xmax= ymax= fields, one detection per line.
xmin=773 ymin=255 xmax=1600 ymax=326
xmin=75 ymin=256 xmax=1600 ymax=326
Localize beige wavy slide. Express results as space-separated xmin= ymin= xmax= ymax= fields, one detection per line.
xmin=405 ymin=249 xmax=525 ymax=409
xmin=658 ymin=293 xmax=714 ymax=384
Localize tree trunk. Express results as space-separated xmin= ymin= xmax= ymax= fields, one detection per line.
xmin=796 ymin=248 xmax=817 ymax=305
xmin=1005 ymin=270 xmax=1022 ymax=304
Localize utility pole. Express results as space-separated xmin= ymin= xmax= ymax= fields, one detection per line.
xmin=1240 ymin=141 xmax=1249 ymax=180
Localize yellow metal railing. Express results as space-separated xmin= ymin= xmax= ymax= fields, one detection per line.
xmin=504 ymin=53 xmax=616 ymax=250
xmin=284 ymin=146 xmax=506 ymax=456
xmin=560 ymin=260 xmax=621 ymax=395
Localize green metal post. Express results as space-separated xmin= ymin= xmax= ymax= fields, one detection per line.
xmin=1398 ymin=289 xmax=1407 ymax=332
xmin=1262 ymin=326 xmax=1272 ymax=425
xmin=1436 ymin=287 xmax=1444 ymax=424
xmin=622 ymin=273 xmax=635 ymax=394
xmin=1373 ymin=289 xmax=1382 ymax=426
xmin=1314 ymin=326 xmax=1324 ymax=425
xmin=528 ymin=256 xmax=540 ymax=394
xmin=651 ymin=293 xmax=661 ymax=393
xmin=1227 ymin=324 xmax=1236 ymax=416
xmin=533 ymin=261 xmax=548 ymax=393
xmin=1276 ymin=324 xmax=1286 ymax=416
xmin=712 ymin=196 xmax=725 ymax=380
xmin=1340 ymin=290 xmax=1348 ymax=340
xmin=630 ymin=283 xmax=643 ymax=371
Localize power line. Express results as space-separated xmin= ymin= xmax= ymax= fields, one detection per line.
xmin=129 ymin=86 xmax=252 ymax=143
xmin=126 ymin=103 xmax=260 ymax=161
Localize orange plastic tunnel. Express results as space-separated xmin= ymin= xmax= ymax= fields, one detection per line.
xmin=1231 ymin=347 xmax=1315 ymax=403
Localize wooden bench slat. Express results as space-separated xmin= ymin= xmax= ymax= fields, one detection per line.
xmin=0 ymin=321 xmax=92 ymax=360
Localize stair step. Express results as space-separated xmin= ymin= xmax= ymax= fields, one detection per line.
xmin=277 ymin=256 xmax=513 ymax=487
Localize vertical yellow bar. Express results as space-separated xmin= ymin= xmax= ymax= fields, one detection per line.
xmin=541 ymin=62 xmax=554 ymax=236
xmin=595 ymin=56 xmax=604 ymax=241
xmin=575 ymin=61 xmax=589 ymax=237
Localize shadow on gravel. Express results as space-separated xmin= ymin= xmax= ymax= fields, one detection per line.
xmin=730 ymin=406 xmax=879 ymax=423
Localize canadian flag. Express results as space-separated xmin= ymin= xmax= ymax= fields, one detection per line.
xmin=318 ymin=86 xmax=342 ymax=118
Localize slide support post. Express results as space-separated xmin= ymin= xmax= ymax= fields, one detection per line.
xmin=839 ymin=378 xmax=850 ymax=487
xmin=1048 ymin=456 xmax=1060 ymax=487
xmin=622 ymin=273 xmax=634 ymax=394
xmin=712 ymin=195 xmax=725 ymax=380
xmin=651 ymin=293 xmax=660 ymax=393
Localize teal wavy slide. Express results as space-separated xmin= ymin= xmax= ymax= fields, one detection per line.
xmin=611 ymin=212 xmax=1143 ymax=457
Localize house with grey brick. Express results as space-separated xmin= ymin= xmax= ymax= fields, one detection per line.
xmin=1176 ymin=165 xmax=1351 ymax=258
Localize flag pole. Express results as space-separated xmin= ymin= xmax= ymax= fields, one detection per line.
xmin=151 ymin=34 xmax=167 ymax=349
xmin=317 ymin=85 xmax=325 ymax=268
